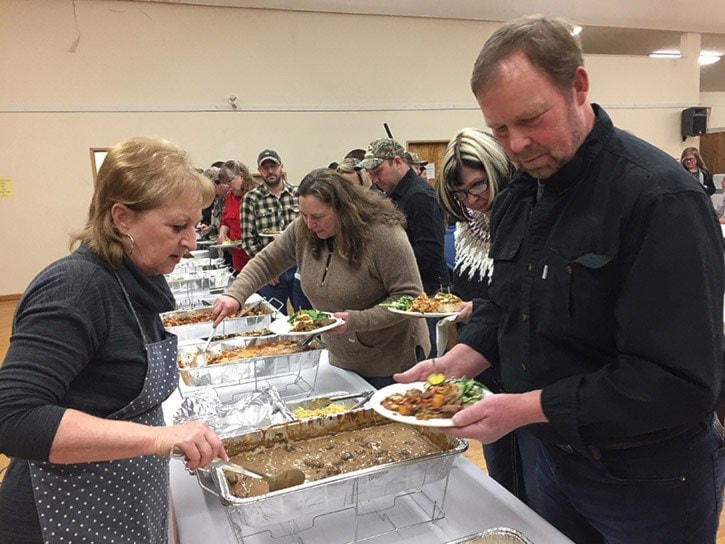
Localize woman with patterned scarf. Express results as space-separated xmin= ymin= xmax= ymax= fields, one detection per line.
xmin=436 ymin=128 xmax=539 ymax=510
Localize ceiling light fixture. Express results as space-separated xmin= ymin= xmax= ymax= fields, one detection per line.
xmin=699 ymin=52 xmax=722 ymax=65
xmin=649 ymin=49 xmax=722 ymax=65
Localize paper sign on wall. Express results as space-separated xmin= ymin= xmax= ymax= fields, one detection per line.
xmin=0 ymin=178 xmax=12 ymax=199
xmin=425 ymin=163 xmax=435 ymax=180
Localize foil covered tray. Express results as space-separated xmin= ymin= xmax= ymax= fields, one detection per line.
xmin=161 ymin=298 xmax=277 ymax=341
xmin=177 ymin=334 xmax=324 ymax=388
xmin=446 ymin=528 xmax=534 ymax=544
xmin=195 ymin=409 xmax=467 ymax=527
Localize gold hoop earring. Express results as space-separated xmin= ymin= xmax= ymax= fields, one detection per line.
xmin=125 ymin=232 xmax=135 ymax=255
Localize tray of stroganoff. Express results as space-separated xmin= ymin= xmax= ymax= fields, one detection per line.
xmin=176 ymin=334 xmax=325 ymax=388
xmin=445 ymin=527 xmax=534 ymax=544
xmin=160 ymin=295 xmax=277 ymax=341
xmin=194 ymin=408 xmax=468 ymax=527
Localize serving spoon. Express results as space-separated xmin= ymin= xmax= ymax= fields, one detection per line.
xmin=171 ymin=449 xmax=305 ymax=492
xmin=210 ymin=459 xmax=306 ymax=492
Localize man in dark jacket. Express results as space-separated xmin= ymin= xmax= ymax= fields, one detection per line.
xmin=359 ymin=137 xmax=448 ymax=296
xmin=360 ymin=137 xmax=449 ymax=356
xmin=397 ymin=15 xmax=724 ymax=544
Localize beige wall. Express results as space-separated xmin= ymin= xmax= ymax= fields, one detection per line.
xmin=1 ymin=0 xmax=721 ymax=295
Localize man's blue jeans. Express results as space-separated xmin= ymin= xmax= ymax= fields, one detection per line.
xmin=535 ymin=417 xmax=725 ymax=544
xmin=257 ymin=266 xmax=311 ymax=315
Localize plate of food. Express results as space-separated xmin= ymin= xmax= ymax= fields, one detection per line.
xmin=259 ymin=228 xmax=283 ymax=238
xmin=380 ymin=292 xmax=463 ymax=317
xmin=209 ymin=240 xmax=242 ymax=249
xmin=370 ymin=375 xmax=492 ymax=427
xmin=270 ymin=309 xmax=344 ymax=336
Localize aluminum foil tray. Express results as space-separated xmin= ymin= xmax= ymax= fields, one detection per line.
xmin=172 ymin=257 xmax=227 ymax=272
xmin=177 ymin=335 xmax=324 ymax=387
xmin=167 ymin=269 xmax=231 ymax=294
xmin=446 ymin=528 xmax=534 ymax=544
xmin=161 ymin=299 xmax=276 ymax=341
xmin=284 ymin=390 xmax=373 ymax=419
xmin=196 ymin=409 xmax=467 ymax=527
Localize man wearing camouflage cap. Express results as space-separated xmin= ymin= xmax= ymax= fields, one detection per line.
xmin=360 ymin=137 xmax=449 ymax=356
xmin=405 ymin=151 xmax=429 ymax=179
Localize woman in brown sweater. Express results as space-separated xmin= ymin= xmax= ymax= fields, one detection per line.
xmin=212 ymin=168 xmax=429 ymax=387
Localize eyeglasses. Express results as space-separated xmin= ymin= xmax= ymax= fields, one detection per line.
xmin=683 ymin=157 xmax=697 ymax=162
xmin=451 ymin=180 xmax=489 ymax=201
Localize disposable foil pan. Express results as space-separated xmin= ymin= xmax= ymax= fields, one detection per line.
xmin=177 ymin=335 xmax=324 ymax=387
xmin=446 ymin=528 xmax=534 ymax=544
xmin=195 ymin=409 xmax=467 ymax=526
xmin=161 ymin=299 xmax=276 ymax=341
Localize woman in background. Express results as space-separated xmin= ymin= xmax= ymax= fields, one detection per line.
xmin=680 ymin=146 xmax=716 ymax=195
xmin=213 ymin=168 xmax=429 ymax=388
xmin=216 ymin=160 xmax=256 ymax=272
xmin=434 ymin=128 xmax=538 ymax=508
xmin=0 ymin=137 xmax=227 ymax=544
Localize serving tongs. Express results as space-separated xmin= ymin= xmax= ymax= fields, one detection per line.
xmin=201 ymin=300 xmax=264 ymax=352
xmin=293 ymin=333 xmax=321 ymax=351
xmin=304 ymin=390 xmax=374 ymax=411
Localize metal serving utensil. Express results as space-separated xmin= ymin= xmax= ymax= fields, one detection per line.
xmin=171 ymin=449 xmax=305 ymax=492
xmin=201 ymin=300 xmax=263 ymax=352
xmin=294 ymin=333 xmax=320 ymax=351
xmin=304 ymin=390 xmax=374 ymax=411
xmin=201 ymin=324 xmax=216 ymax=352
xmin=209 ymin=459 xmax=306 ymax=492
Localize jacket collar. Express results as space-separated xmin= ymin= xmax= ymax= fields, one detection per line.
xmin=391 ymin=168 xmax=422 ymax=199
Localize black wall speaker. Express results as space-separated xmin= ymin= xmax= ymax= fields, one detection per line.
xmin=681 ymin=107 xmax=708 ymax=140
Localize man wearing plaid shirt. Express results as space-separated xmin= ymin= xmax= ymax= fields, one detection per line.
xmin=240 ymin=149 xmax=311 ymax=314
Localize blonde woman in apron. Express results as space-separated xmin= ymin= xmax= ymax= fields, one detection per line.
xmin=0 ymin=137 xmax=228 ymax=543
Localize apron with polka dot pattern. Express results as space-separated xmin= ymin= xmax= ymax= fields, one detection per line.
xmin=28 ymin=272 xmax=179 ymax=544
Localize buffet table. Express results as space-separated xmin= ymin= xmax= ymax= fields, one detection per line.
xmin=163 ymin=355 xmax=573 ymax=544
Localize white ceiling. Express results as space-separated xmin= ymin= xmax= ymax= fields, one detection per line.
xmin=140 ymin=0 xmax=725 ymax=90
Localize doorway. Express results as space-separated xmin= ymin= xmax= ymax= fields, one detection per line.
xmin=407 ymin=140 xmax=449 ymax=187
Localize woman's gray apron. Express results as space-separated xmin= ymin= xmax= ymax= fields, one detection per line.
xmin=28 ymin=273 xmax=178 ymax=544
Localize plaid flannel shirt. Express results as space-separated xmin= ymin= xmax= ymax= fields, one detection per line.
xmin=240 ymin=182 xmax=299 ymax=257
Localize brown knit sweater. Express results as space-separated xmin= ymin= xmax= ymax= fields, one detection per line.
xmin=224 ymin=217 xmax=430 ymax=377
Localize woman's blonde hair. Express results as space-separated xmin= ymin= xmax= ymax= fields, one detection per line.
xmin=297 ymin=168 xmax=405 ymax=268
xmin=436 ymin=128 xmax=514 ymax=222
xmin=71 ymin=136 xmax=214 ymax=266
xmin=680 ymin=146 xmax=707 ymax=170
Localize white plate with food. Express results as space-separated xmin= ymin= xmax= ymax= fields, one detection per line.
xmin=380 ymin=292 xmax=463 ymax=317
xmin=370 ymin=377 xmax=492 ymax=428
xmin=386 ymin=308 xmax=458 ymax=318
xmin=259 ymin=230 xmax=283 ymax=238
xmin=270 ymin=310 xmax=344 ymax=336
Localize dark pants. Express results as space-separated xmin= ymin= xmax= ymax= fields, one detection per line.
xmin=257 ymin=266 xmax=311 ymax=315
xmin=483 ymin=428 xmax=540 ymax=509
xmin=426 ymin=317 xmax=438 ymax=358
xmin=535 ymin=417 xmax=725 ymax=544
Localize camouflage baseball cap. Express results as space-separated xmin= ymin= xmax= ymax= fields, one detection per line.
xmin=357 ymin=137 xmax=406 ymax=169
xmin=405 ymin=151 xmax=428 ymax=166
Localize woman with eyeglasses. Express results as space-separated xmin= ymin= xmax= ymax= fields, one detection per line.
xmin=680 ymin=146 xmax=716 ymax=196
xmin=433 ymin=128 xmax=540 ymax=509
xmin=436 ymin=128 xmax=513 ymax=309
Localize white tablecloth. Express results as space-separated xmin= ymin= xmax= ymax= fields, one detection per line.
xmin=163 ymin=355 xmax=573 ymax=544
